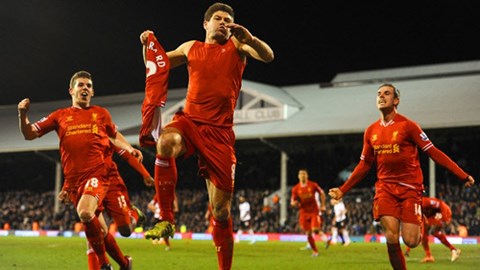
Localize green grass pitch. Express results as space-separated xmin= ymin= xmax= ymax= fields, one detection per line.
xmin=0 ymin=236 xmax=478 ymax=269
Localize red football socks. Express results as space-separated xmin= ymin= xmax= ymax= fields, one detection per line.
xmin=104 ymin=233 xmax=128 ymax=268
xmin=433 ymin=231 xmax=455 ymax=250
xmin=154 ymin=156 xmax=177 ymax=223
xmin=86 ymin=246 xmax=100 ymax=270
xmin=83 ymin=216 xmax=109 ymax=266
xmin=86 ymin=233 xmax=128 ymax=269
xmin=307 ymin=234 xmax=318 ymax=253
xmin=387 ymin=242 xmax=406 ymax=270
xmin=212 ymin=217 xmax=234 ymax=270
xmin=421 ymin=234 xmax=432 ymax=257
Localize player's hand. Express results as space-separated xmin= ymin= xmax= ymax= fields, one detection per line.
xmin=18 ymin=98 xmax=31 ymax=114
xmin=328 ymin=188 xmax=344 ymax=200
xmin=57 ymin=190 xmax=69 ymax=203
xmin=227 ymin=23 xmax=253 ymax=44
xmin=140 ymin=30 xmax=154 ymax=45
xmin=144 ymin=176 xmax=154 ymax=187
xmin=465 ymin=175 xmax=475 ymax=187
xmin=291 ymin=200 xmax=300 ymax=208
xmin=434 ymin=212 xmax=443 ymax=220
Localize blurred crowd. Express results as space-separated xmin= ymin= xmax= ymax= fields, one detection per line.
xmin=1 ymin=127 xmax=479 ymax=236
xmin=1 ymin=184 xmax=478 ymax=236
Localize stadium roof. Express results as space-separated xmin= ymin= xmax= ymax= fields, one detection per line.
xmin=1 ymin=60 xmax=480 ymax=153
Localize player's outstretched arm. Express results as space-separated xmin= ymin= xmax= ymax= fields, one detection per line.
xmin=426 ymin=146 xmax=475 ymax=187
xmin=116 ymin=146 xmax=154 ymax=187
xmin=111 ymin=131 xmax=143 ymax=162
xmin=18 ymin=98 xmax=39 ymax=140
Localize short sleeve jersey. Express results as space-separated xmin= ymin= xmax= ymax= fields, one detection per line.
xmin=34 ymin=106 xmax=116 ymax=186
xmin=291 ymin=180 xmax=324 ymax=214
xmin=421 ymin=197 xmax=452 ymax=222
xmin=361 ymin=113 xmax=432 ymax=189
xmin=184 ymin=38 xmax=246 ymax=127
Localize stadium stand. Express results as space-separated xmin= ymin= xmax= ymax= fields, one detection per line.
xmin=1 ymin=61 xmax=479 ymax=239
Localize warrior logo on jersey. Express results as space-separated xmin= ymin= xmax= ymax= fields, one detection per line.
xmin=371 ymin=134 xmax=378 ymax=142
xmin=91 ymin=113 xmax=97 ymax=122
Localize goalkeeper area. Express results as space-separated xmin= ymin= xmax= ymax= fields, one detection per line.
xmin=1 ymin=236 xmax=478 ymax=270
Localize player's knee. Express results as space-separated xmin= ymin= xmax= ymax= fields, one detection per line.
xmin=384 ymin=231 xmax=400 ymax=243
xmin=157 ymin=132 xmax=182 ymax=156
xmin=212 ymin=205 xmax=230 ymax=221
xmin=77 ymin=209 xmax=95 ymax=222
xmin=404 ymin=240 xmax=420 ymax=248
xmin=117 ymin=226 xmax=132 ymax=237
xmin=403 ymin=235 xmax=421 ymax=248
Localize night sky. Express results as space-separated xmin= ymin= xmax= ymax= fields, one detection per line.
xmin=2 ymin=1 xmax=479 ymax=105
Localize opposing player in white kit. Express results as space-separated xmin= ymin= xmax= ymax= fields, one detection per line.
xmin=235 ymin=196 xmax=255 ymax=244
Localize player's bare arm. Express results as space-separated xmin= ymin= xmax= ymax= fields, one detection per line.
xmin=18 ymin=98 xmax=39 ymax=140
xmin=167 ymin=41 xmax=194 ymax=69
xmin=228 ymin=23 xmax=274 ymax=63
xmin=141 ymin=32 xmax=192 ymax=69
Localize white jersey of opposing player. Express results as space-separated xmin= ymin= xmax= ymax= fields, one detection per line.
xmin=239 ymin=201 xmax=251 ymax=222
xmin=333 ymin=201 xmax=347 ymax=222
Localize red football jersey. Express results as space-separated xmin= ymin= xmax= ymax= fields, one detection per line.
xmin=361 ymin=113 xmax=432 ymax=190
xmin=421 ymin=197 xmax=452 ymax=222
xmin=291 ymin=180 xmax=324 ymax=214
xmin=34 ymin=106 xmax=116 ymax=187
xmin=184 ymin=39 xmax=246 ymax=127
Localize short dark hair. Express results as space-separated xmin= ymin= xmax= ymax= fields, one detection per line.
xmin=298 ymin=168 xmax=309 ymax=173
xmin=378 ymin=83 xmax=400 ymax=99
xmin=70 ymin=71 xmax=92 ymax=88
xmin=204 ymin=2 xmax=234 ymax=21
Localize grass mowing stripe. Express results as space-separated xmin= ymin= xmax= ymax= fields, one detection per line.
xmin=0 ymin=236 xmax=478 ymax=269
